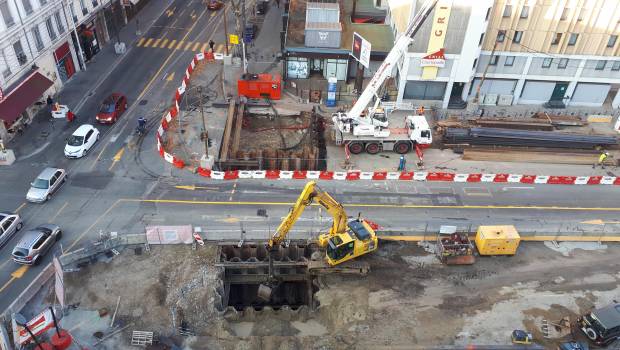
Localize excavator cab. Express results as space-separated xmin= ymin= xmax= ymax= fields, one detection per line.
xmin=323 ymin=219 xmax=378 ymax=266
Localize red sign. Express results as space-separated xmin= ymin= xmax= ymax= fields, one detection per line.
xmin=422 ymin=48 xmax=445 ymax=60
xmin=420 ymin=48 xmax=446 ymax=67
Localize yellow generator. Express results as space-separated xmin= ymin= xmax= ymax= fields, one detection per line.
xmin=475 ymin=225 xmax=520 ymax=256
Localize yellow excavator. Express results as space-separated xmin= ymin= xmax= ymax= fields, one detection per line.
xmin=267 ymin=180 xmax=378 ymax=266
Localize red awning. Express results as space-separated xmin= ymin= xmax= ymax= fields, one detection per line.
xmin=0 ymin=72 xmax=54 ymax=126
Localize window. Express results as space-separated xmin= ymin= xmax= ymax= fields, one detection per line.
xmin=0 ymin=0 xmax=15 ymax=27
xmin=577 ymin=8 xmax=584 ymax=21
xmin=45 ymin=17 xmax=56 ymax=41
xmin=79 ymin=0 xmax=87 ymax=14
xmin=489 ymin=55 xmax=498 ymax=65
xmin=21 ymin=0 xmax=32 ymax=15
xmin=479 ymin=33 xmax=484 ymax=45
xmin=472 ymin=58 xmax=478 ymax=69
xmin=612 ymin=61 xmax=620 ymax=71
xmin=568 ymin=33 xmax=578 ymax=46
xmin=505 ymin=56 xmax=515 ymax=66
xmin=32 ymin=25 xmax=44 ymax=51
xmin=13 ymin=40 xmax=26 ymax=65
xmin=542 ymin=58 xmax=552 ymax=68
xmin=70 ymin=3 xmax=77 ymax=23
xmin=1 ymin=48 xmax=10 ymax=78
xmin=54 ymin=11 xmax=65 ymax=33
xmin=607 ymin=35 xmax=618 ymax=48
xmin=503 ymin=5 xmax=512 ymax=17
xmin=560 ymin=7 xmax=569 ymax=20
xmin=496 ymin=30 xmax=505 ymax=42
xmin=403 ymin=81 xmax=447 ymax=100
xmin=595 ymin=60 xmax=607 ymax=70
xmin=513 ymin=31 xmax=523 ymax=43
xmin=92 ymin=0 xmax=98 ymax=6
xmin=286 ymin=57 xmax=308 ymax=79
xmin=558 ymin=58 xmax=568 ymax=69
xmin=485 ymin=7 xmax=491 ymax=20
xmin=520 ymin=6 xmax=529 ymax=18
xmin=551 ymin=33 xmax=562 ymax=45
xmin=39 ymin=0 xmax=46 ymax=5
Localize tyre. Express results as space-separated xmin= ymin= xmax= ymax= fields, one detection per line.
xmin=33 ymin=256 xmax=41 ymax=266
xmin=348 ymin=142 xmax=364 ymax=154
xmin=585 ymin=328 xmax=597 ymax=341
xmin=16 ymin=222 xmax=23 ymax=231
xmin=365 ymin=142 xmax=381 ymax=154
xmin=56 ymin=231 xmax=62 ymax=241
xmin=83 ymin=148 xmax=88 ymax=157
xmin=394 ymin=141 xmax=411 ymax=154
xmin=96 ymin=133 xmax=100 ymax=141
xmin=46 ymin=194 xmax=51 ymax=201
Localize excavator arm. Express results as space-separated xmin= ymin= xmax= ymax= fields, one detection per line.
xmin=268 ymin=181 xmax=349 ymax=249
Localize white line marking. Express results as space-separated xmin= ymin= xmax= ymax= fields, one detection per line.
xmin=19 ymin=142 xmax=50 ymax=160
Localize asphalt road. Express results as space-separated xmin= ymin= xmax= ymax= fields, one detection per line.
xmin=1 ymin=0 xmax=620 ymax=315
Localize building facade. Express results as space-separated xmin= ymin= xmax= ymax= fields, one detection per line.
xmin=472 ymin=0 xmax=620 ymax=108
xmin=388 ymin=0 xmax=493 ymax=109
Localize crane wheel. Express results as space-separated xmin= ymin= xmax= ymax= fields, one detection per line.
xmin=365 ymin=142 xmax=381 ymax=154
xmin=348 ymin=142 xmax=364 ymax=154
xmin=394 ymin=141 xmax=411 ymax=154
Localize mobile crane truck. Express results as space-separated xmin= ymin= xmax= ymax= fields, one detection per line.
xmin=332 ymin=0 xmax=437 ymax=155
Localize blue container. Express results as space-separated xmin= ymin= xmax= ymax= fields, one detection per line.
xmin=326 ymin=77 xmax=337 ymax=107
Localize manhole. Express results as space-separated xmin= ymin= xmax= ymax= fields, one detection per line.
xmin=139 ymin=100 xmax=148 ymax=105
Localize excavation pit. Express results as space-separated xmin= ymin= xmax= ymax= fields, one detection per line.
xmin=217 ymin=243 xmax=320 ymax=312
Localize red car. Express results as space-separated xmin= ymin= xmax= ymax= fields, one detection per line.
xmin=96 ymin=93 xmax=128 ymax=124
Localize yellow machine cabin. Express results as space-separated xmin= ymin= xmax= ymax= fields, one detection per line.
xmin=475 ymin=225 xmax=520 ymax=256
xmin=268 ymin=181 xmax=378 ymax=266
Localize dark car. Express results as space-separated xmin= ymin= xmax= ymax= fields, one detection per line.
xmin=96 ymin=93 xmax=128 ymax=124
xmin=207 ymin=0 xmax=223 ymax=10
xmin=578 ymin=303 xmax=620 ymax=346
xmin=12 ymin=224 xmax=62 ymax=265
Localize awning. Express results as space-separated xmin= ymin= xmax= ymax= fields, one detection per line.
xmin=0 ymin=71 xmax=53 ymax=126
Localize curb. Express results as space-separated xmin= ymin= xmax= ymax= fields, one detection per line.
xmin=154 ymin=54 xmax=620 ymax=186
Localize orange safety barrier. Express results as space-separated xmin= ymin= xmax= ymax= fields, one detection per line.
xmin=399 ymin=171 xmax=414 ymax=180
xmin=372 ymin=171 xmax=387 ymax=180
xmin=265 ymin=170 xmax=280 ymax=179
xmin=346 ymin=171 xmax=360 ymax=180
xmin=293 ymin=170 xmax=307 ymax=179
xmin=319 ymin=171 xmax=334 ymax=180
xmin=493 ymin=174 xmax=509 ymax=182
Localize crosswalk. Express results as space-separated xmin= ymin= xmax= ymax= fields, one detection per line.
xmin=136 ymin=38 xmax=226 ymax=53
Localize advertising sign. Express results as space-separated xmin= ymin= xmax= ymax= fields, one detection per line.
xmin=420 ymin=48 xmax=446 ymax=67
xmin=421 ymin=0 xmax=452 ymax=79
xmin=351 ymin=32 xmax=371 ymax=69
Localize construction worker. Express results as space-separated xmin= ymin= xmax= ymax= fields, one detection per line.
xmin=209 ymin=40 xmax=215 ymax=52
xmin=66 ymin=110 xmax=75 ymax=123
xmin=417 ymin=105 xmax=425 ymax=116
xmin=398 ymin=155 xmax=406 ymax=171
xmin=594 ymin=151 xmax=610 ymax=169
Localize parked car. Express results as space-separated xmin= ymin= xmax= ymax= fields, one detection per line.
xmin=207 ymin=0 xmax=223 ymax=10
xmin=26 ymin=168 xmax=67 ymax=203
xmin=64 ymin=124 xmax=100 ymax=158
xmin=95 ymin=93 xmax=128 ymax=124
xmin=12 ymin=224 xmax=62 ymax=265
xmin=578 ymin=302 xmax=620 ymax=346
xmin=0 ymin=213 xmax=23 ymax=248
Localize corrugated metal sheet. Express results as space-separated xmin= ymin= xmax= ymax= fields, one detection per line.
xmin=305 ymin=22 xmax=342 ymax=48
xmin=306 ymin=2 xmax=340 ymax=23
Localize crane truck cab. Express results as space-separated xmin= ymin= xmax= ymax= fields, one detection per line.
xmin=406 ymin=114 xmax=432 ymax=147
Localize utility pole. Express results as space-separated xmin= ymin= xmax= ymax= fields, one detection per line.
xmin=223 ymin=6 xmax=229 ymax=55
xmin=198 ymin=86 xmax=209 ymax=157
xmin=241 ymin=0 xmax=248 ymax=73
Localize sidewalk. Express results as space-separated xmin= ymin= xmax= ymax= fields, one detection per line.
xmin=8 ymin=0 xmax=170 ymax=158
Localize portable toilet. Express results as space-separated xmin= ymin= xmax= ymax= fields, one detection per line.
xmin=475 ymin=225 xmax=520 ymax=255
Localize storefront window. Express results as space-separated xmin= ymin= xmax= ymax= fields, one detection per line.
xmin=325 ymin=59 xmax=347 ymax=81
xmin=287 ymin=57 xmax=309 ymax=79
xmin=403 ymin=81 xmax=446 ymax=100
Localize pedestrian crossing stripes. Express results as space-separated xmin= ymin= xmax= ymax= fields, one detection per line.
xmin=136 ymin=37 xmax=226 ymax=53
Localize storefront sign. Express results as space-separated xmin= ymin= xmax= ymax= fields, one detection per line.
xmin=351 ymin=32 xmax=371 ymax=69
xmin=229 ymin=34 xmax=239 ymax=45
xmin=421 ymin=0 xmax=452 ymax=80
xmin=420 ymin=48 xmax=445 ymax=67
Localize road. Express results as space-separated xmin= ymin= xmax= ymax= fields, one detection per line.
xmin=1 ymin=0 xmax=620 ymax=314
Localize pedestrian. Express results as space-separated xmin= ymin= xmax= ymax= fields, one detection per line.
xmin=209 ymin=40 xmax=215 ymax=52
xmin=417 ymin=105 xmax=425 ymax=116
xmin=66 ymin=110 xmax=75 ymax=123
xmin=275 ymin=0 xmax=280 ymax=8
xmin=398 ymin=155 xmax=406 ymax=171
xmin=594 ymin=151 xmax=610 ymax=169
xmin=46 ymin=95 xmax=54 ymax=115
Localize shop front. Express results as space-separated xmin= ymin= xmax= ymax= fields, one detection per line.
xmin=53 ymin=42 xmax=76 ymax=82
xmin=285 ymin=52 xmax=349 ymax=81
xmin=77 ymin=21 xmax=100 ymax=62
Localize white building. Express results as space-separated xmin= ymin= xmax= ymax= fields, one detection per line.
xmin=386 ymin=0 xmax=493 ymax=109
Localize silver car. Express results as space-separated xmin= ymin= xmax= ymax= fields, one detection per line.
xmin=26 ymin=168 xmax=67 ymax=203
xmin=0 ymin=213 xmax=23 ymax=248
xmin=12 ymin=224 xmax=62 ymax=265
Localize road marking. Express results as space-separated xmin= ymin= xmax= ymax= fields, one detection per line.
xmin=123 ymin=198 xmax=620 ymax=211
xmin=160 ymin=38 xmax=169 ymax=48
xmin=144 ymin=38 xmax=154 ymax=47
xmin=153 ymin=38 xmax=162 ymax=47
xmin=502 ymin=186 xmax=535 ymax=191
xmin=65 ymin=199 xmax=122 ymax=252
xmin=15 ymin=202 xmax=26 ymax=213
xmin=89 ymin=141 xmax=110 ymax=171
xmin=175 ymin=40 xmax=185 ymax=50
xmin=200 ymin=42 xmax=208 ymax=52
xmin=109 ymin=147 xmax=125 ymax=171
xmin=137 ymin=37 xmax=145 ymax=46
xmin=51 ymin=202 xmax=68 ymax=221
xmin=210 ymin=11 xmax=216 ymax=17
xmin=174 ymin=185 xmax=219 ymax=190
xmin=19 ymin=141 xmax=51 ymax=160
xmin=168 ymin=39 xmax=177 ymax=49
xmin=11 ymin=265 xmax=29 ymax=278
xmin=166 ymin=72 xmax=175 ymax=81
xmin=229 ymin=182 xmax=237 ymax=201
xmin=184 ymin=41 xmax=193 ymax=50
xmin=166 ymin=6 xmax=175 ymax=17
xmin=581 ymin=219 xmax=620 ymax=225
xmin=463 ymin=187 xmax=492 ymax=197
xmin=192 ymin=42 xmax=201 ymax=51
xmin=0 ymin=277 xmax=16 ymax=293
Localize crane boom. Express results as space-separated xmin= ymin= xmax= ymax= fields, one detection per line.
xmin=338 ymin=0 xmax=438 ymax=125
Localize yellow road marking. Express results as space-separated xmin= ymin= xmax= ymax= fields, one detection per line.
xmin=0 ymin=277 xmax=16 ymax=293
xmin=122 ymin=198 xmax=620 ymax=211
xmin=166 ymin=72 xmax=175 ymax=81
xmin=160 ymin=38 xmax=169 ymax=48
xmin=144 ymin=38 xmax=154 ymax=47
xmin=581 ymin=219 xmax=620 ymax=225
xmin=192 ymin=42 xmax=201 ymax=51
xmin=175 ymin=40 xmax=185 ymax=50
xmin=15 ymin=202 xmax=26 ymax=213
xmin=210 ymin=11 xmax=216 ymax=17
xmin=137 ymin=37 xmax=146 ymax=47
xmin=65 ymin=199 xmax=122 ymax=252
xmin=51 ymin=202 xmax=68 ymax=221
xmin=109 ymin=147 xmax=125 ymax=171
xmin=184 ymin=41 xmax=194 ymax=50
xmin=168 ymin=39 xmax=177 ymax=49
xmin=11 ymin=265 xmax=29 ymax=278
xmin=166 ymin=6 xmax=176 ymax=17
xmin=200 ymin=42 xmax=208 ymax=52
xmin=216 ymin=43 xmax=224 ymax=53
xmin=153 ymin=38 xmax=162 ymax=47
xmin=89 ymin=141 xmax=110 ymax=171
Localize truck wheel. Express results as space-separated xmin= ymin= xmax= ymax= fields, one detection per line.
xmin=365 ymin=142 xmax=381 ymax=154
xmin=394 ymin=141 xmax=411 ymax=154
xmin=347 ymin=142 xmax=364 ymax=154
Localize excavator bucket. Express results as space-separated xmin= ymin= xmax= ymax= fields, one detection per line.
xmin=257 ymin=284 xmax=272 ymax=301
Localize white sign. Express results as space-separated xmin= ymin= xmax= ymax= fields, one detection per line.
xmin=352 ymin=32 xmax=371 ymax=69
xmin=420 ymin=48 xmax=446 ymax=67
xmin=53 ymin=257 xmax=65 ymax=308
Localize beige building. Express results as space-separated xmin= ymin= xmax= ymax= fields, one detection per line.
xmin=471 ymin=0 xmax=620 ymax=108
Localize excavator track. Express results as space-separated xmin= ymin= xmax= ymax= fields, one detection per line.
xmin=307 ymin=259 xmax=370 ymax=276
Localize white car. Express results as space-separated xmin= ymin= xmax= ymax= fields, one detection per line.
xmin=64 ymin=124 xmax=100 ymax=158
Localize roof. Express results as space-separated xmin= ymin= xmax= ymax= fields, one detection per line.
xmin=38 ymin=167 xmax=61 ymax=179
xmin=15 ymin=230 xmax=44 ymax=248
xmin=306 ymin=2 xmax=339 ymax=10
xmin=73 ymin=124 xmax=95 ymax=136
xmin=286 ymin=0 xmax=394 ymax=54
xmin=305 ymin=22 xmax=342 ymax=30
xmin=0 ymin=71 xmax=53 ymax=126
xmin=592 ymin=304 xmax=620 ymax=329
